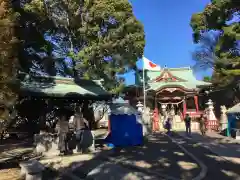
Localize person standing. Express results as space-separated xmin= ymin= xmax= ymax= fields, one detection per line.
xmin=165 ymin=117 xmax=172 ymax=134
xmin=67 ymin=115 xmax=76 ymax=154
xmin=199 ymin=114 xmax=206 ymax=136
xmin=184 ymin=114 xmax=191 ymax=136
xmin=73 ymin=109 xmax=89 ymax=153
xmin=56 ymin=113 xmax=69 ymax=155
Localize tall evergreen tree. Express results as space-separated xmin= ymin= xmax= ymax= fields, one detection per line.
xmin=22 ymin=0 xmax=145 ymax=93
xmin=0 ymin=0 xmax=19 ymax=135
xmin=191 ymin=0 xmax=240 ymax=86
xmin=0 ymin=1 xmax=19 ymax=113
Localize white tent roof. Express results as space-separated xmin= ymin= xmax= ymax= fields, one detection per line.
xmin=227 ymin=103 xmax=240 ymax=114
xmin=110 ymin=103 xmax=139 ymax=115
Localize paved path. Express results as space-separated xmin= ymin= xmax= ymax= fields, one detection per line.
xmin=70 ymin=133 xmax=201 ymax=180
xmin=176 ymin=131 xmax=240 ymax=164
xmin=170 ymin=132 xmax=240 ymax=180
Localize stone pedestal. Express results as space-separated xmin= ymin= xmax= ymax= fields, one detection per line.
xmin=20 ymin=160 xmax=45 ymax=180
xmin=34 ymin=132 xmax=58 ymax=157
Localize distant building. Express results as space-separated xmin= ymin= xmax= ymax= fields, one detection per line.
xmin=123 ymin=67 xmax=211 ymax=131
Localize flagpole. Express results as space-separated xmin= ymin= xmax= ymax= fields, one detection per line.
xmin=143 ymin=58 xmax=146 ymax=111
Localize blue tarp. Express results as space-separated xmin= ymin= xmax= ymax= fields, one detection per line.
xmin=227 ymin=114 xmax=237 ymax=137
xmin=105 ymin=114 xmax=143 ymax=147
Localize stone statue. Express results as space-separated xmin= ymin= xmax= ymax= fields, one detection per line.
xmin=220 ymin=105 xmax=228 ymax=131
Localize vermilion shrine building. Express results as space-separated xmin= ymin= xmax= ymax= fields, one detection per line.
xmin=124 ymin=67 xmax=211 ymax=130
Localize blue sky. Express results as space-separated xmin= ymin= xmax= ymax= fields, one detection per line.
xmin=123 ymin=0 xmax=211 ymax=85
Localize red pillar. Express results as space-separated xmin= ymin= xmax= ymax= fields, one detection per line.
xmin=194 ymin=95 xmax=199 ymax=112
xmin=153 ymin=108 xmax=159 ymax=131
xmin=152 ymin=96 xmax=159 ymax=131
xmin=183 ymin=100 xmax=187 ymax=119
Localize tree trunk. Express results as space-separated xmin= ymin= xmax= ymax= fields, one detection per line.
xmin=82 ymin=101 xmax=96 ymax=130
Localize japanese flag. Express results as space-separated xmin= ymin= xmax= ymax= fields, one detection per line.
xmin=143 ymin=57 xmax=161 ymax=70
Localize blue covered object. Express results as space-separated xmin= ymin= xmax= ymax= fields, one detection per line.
xmin=226 ymin=103 xmax=240 ymax=137
xmin=105 ymin=114 xmax=143 ymax=147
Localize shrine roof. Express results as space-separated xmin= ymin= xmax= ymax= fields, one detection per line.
xmin=147 ymin=81 xmax=210 ymax=91
xmin=19 ymin=75 xmax=112 ymax=100
xmin=136 ymin=67 xmax=211 ymax=91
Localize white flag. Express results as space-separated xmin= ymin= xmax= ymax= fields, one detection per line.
xmin=143 ymin=57 xmax=161 ymax=70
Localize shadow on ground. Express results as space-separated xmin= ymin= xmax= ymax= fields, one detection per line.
xmin=0 ymin=131 xmax=240 ymax=180
xmin=170 ymin=131 xmax=240 ymax=180
xmin=57 ymin=133 xmax=201 ymax=180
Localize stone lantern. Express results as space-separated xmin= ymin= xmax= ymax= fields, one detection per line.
xmin=220 ymin=105 xmax=228 ymax=131
xmin=136 ymin=101 xmax=144 ymax=113
xmin=205 ymin=99 xmax=217 ymax=120
xmin=161 ymin=104 xmax=167 ymax=117
xmin=205 ymin=99 xmax=218 ymax=131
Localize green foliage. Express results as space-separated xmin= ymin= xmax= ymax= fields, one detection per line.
xmin=0 ymin=0 xmax=19 ymax=114
xmin=203 ymin=76 xmax=212 ymax=82
xmin=23 ymin=0 xmax=145 ymax=93
xmin=190 ymin=0 xmax=240 ymax=86
xmin=0 ymin=0 xmax=20 ymax=136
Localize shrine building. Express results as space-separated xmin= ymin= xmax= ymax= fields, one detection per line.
xmin=124 ymin=67 xmax=211 ymax=130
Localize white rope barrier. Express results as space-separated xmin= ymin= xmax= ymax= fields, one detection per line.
xmin=158 ymin=97 xmax=185 ymax=106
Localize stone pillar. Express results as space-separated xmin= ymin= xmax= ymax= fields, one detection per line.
xmin=220 ymin=105 xmax=228 ymax=131
xmin=194 ymin=96 xmax=199 ymax=112
xmin=141 ymin=107 xmax=151 ymax=136
xmin=183 ymin=100 xmax=187 ymax=118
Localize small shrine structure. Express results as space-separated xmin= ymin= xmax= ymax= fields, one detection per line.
xmin=17 ymin=74 xmax=112 ymax=156
xmin=124 ymin=67 xmax=211 ymax=131
xmin=19 ymin=74 xmax=112 ymax=101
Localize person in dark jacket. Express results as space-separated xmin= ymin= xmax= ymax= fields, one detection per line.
xmin=73 ymin=110 xmax=89 ymax=153
xmin=184 ymin=114 xmax=191 ymax=137
xmin=165 ymin=117 xmax=172 ymax=134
